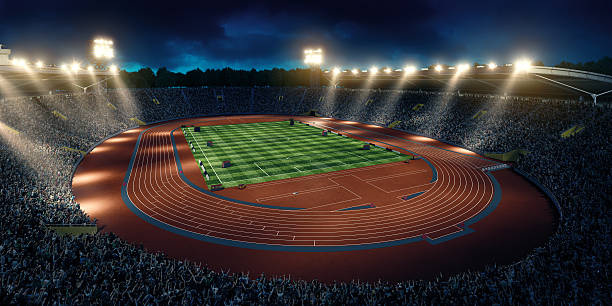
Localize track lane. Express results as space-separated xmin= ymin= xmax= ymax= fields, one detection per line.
xmin=124 ymin=116 xmax=500 ymax=248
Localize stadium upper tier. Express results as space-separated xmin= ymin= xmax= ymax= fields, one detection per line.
xmin=1 ymin=65 xmax=611 ymax=102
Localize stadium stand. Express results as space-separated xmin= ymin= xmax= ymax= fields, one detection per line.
xmin=0 ymin=86 xmax=609 ymax=304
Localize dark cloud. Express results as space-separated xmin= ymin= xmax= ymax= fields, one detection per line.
xmin=1 ymin=0 xmax=610 ymax=72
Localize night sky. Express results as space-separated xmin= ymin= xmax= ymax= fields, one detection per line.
xmin=1 ymin=0 xmax=610 ymax=72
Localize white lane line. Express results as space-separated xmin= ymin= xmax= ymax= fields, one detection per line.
xmin=254 ymin=162 xmax=270 ymax=176
xmin=188 ymin=128 xmax=223 ymax=183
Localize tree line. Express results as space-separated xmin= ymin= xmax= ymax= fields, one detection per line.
xmin=114 ymin=57 xmax=612 ymax=88
xmin=116 ymin=67 xmax=316 ymax=88
xmin=555 ymin=56 xmax=612 ymax=76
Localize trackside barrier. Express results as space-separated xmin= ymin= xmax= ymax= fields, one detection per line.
xmin=47 ymin=224 xmax=97 ymax=236
xmin=472 ymin=110 xmax=487 ymax=119
xmin=52 ymin=110 xmax=67 ymax=121
xmin=130 ymin=117 xmax=147 ymax=125
xmin=484 ymin=149 xmax=530 ymax=162
xmin=211 ymin=184 xmax=224 ymax=191
xmin=561 ymin=125 xmax=585 ymax=138
xmin=387 ymin=120 xmax=401 ymax=128
xmin=61 ymin=146 xmax=86 ymax=156
xmin=0 ymin=121 xmax=20 ymax=134
xmin=482 ymin=164 xmax=511 ymax=172
xmin=512 ymin=167 xmax=563 ymax=224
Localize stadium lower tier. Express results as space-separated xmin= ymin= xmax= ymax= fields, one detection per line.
xmin=72 ymin=115 xmax=556 ymax=282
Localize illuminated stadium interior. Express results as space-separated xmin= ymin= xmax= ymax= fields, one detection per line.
xmin=0 ymin=2 xmax=610 ymax=304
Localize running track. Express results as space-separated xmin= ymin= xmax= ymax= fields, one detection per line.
xmin=73 ymin=115 xmax=556 ymax=281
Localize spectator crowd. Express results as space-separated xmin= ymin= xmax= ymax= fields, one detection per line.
xmin=0 ymin=86 xmax=609 ymax=304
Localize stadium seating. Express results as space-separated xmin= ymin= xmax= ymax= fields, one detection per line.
xmin=0 ymin=86 xmax=609 ymax=304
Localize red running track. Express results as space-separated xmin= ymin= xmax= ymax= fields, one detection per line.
xmin=73 ymin=115 xmax=556 ymax=282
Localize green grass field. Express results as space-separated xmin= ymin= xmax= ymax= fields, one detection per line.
xmin=182 ymin=121 xmax=408 ymax=188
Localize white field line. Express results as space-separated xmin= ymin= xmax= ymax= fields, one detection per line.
xmin=346 ymin=150 xmax=371 ymax=162
xmin=254 ymin=162 xmax=270 ymax=176
xmin=188 ymin=128 xmax=223 ymax=183
xmin=189 ymin=126 xmax=399 ymax=186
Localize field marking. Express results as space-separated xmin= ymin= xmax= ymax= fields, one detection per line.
xmin=187 ymin=122 xmax=405 ymax=188
xmin=254 ymin=162 xmax=270 ymax=176
xmin=346 ymin=150 xmax=372 ymax=162
xmin=187 ymin=128 xmax=223 ymax=184
xmin=362 ymin=169 xmax=427 ymax=182
xmin=256 ymin=184 xmax=343 ymax=202
xmin=219 ymin=158 xmax=398 ymax=187
xmin=246 ymin=162 xmax=398 ymax=189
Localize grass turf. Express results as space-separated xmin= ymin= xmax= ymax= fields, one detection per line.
xmin=182 ymin=121 xmax=408 ymax=188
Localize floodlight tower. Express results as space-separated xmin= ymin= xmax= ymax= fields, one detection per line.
xmin=87 ymin=38 xmax=118 ymax=92
xmin=90 ymin=38 xmax=115 ymax=71
xmin=304 ymin=48 xmax=322 ymax=87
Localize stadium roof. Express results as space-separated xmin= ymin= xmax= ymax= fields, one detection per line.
xmin=0 ymin=64 xmax=118 ymax=97
xmin=328 ymin=66 xmax=612 ymax=103
xmin=1 ymin=64 xmax=611 ymax=103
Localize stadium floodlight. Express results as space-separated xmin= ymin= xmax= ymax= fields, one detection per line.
xmin=35 ymin=61 xmax=43 ymax=68
xmin=370 ymin=66 xmax=379 ymax=74
xmin=332 ymin=67 xmax=341 ymax=75
xmin=93 ymin=38 xmax=115 ymax=59
xmin=435 ymin=64 xmax=443 ymax=72
xmin=71 ymin=62 xmax=80 ymax=72
xmin=351 ymin=68 xmax=359 ymax=75
xmin=457 ymin=64 xmax=470 ymax=73
xmin=404 ymin=66 xmax=416 ymax=74
xmin=12 ymin=58 xmax=27 ymax=67
xmin=304 ymin=48 xmax=323 ymax=65
xmin=488 ymin=62 xmax=497 ymax=70
xmin=109 ymin=64 xmax=118 ymax=73
xmin=60 ymin=64 xmax=68 ymax=71
xmin=383 ymin=67 xmax=392 ymax=74
xmin=87 ymin=65 xmax=94 ymax=72
xmin=514 ymin=59 xmax=531 ymax=72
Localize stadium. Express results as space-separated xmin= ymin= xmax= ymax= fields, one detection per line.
xmin=1 ymin=3 xmax=611 ymax=304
